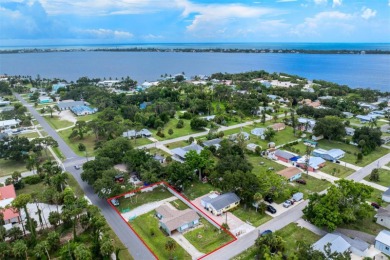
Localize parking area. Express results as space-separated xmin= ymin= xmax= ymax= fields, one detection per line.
xmin=265 ymin=199 xmax=305 ymax=217
xmin=192 ymin=194 xmax=255 ymax=238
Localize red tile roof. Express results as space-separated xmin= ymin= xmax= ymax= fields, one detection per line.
xmin=0 ymin=185 xmax=19 ymax=222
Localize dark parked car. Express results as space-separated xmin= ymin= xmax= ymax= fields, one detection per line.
xmin=259 ymin=230 xmax=272 ymax=237
xmin=266 ymin=205 xmax=277 ymax=214
xmin=114 ymin=174 xmax=124 ymax=183
xmin=264 ymin=195 xmax=273 ymax=204
xmin=74 ymin=165 xmax=81 ymax=170
xmin=296 ymin=179 xmax=307 ymax=185
xmin=371 ymin=202 xmax=380 ymax=209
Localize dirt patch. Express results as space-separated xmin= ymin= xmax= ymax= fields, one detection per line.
xmin=58 ymin=110 xmax=77 ymax=123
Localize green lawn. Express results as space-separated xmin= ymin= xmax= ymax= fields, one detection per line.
xmin=17 ymin=132 xmax=40 ymax=139
xmin=78 ymin=112 xmax=100 ymax=122
xmin=340 ymin=210 xmax=386 ymax=236
xmin=183 ymin=218 xmax=233 ymax=253
xmin=320 ymin=162 xmax=355 ymax=179
xmin=284 ymin=142 xmax=308 ymax=155
xmin=57 ymin=128 xmax=97 ymax=157
xmin=151 ymin=118 xmax=205 ymax=141
xmin=247 ymin=155 xmax=286 ymax=177
xmin=52 ymin=146 xmax=66 ymax=160
xmin=130 ymin=212 xmax=191 ymax=259
xmin=233 ymin=223 xmax=321 ymax=260
xmin=368 ymin=187 xmax=389 ymax=208
xmin=129 ymin=137 xmax=153 ymax=147
xmin=317 ymin=140 xmax=389 ymax=166
xmin=292 ymin=175 xmax=331 ymax=197
xmin=169 ymin=199 xmax=189 ymax=210
xmin=66 ymin=173 xmax=85 ymax=198
xmin=165 ymin=140 xmax=189 ymax=149
xmin=16 ymin=181 xmax=46 ymax=197
xmin=275 ymin=223 xmax=321 ymax=258
xmin=43 ymin=115 xmax=74 ymax=130
xmin=364 ymin=169 xmax=390 ymax=188
xmin=231 ymin=205 xmax=272 ymax=227
xmin=117 ymin=186 xmax=173 ymax=212
xmin=147 ymin=147 xmax=171 ymax=158
xmin=182 ymin=182 xmax=219 ymax=200
xmin=0 ymin=159 xmax=27 ymax=177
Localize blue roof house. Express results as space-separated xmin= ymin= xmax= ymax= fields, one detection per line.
xmin=140 ymin=101 xmax=152 ymax=110
xmin=313 ymin=233 xmax=351 ymax=255
xmin=312 ymin=148 xmax=345 ymax=162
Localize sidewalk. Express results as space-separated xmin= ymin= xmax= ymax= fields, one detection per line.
xmin=121 ymin=197 xmax=177 ymax=220
xmin=360 ymin=180 xmax=388 ymax=192
xmin=338 ymin=161 xmax=362 ymax=171
xmin=296 ymin=218 xmax=327 ymax=236
xmin=171 ymin=233 xmax=204 ymax=259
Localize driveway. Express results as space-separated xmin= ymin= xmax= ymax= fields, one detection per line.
xmin=191 ymin=194 xmax=255 ymax=238
xmin=121 ymin=197 xmax=176 ymax=220
xmin=265 ymin=199 xmax=306 ymax=217
xmin=171 ymin=233 xmax=203 ymax=259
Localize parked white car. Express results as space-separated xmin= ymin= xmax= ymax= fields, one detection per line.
xmin=283 ymin=200 xmax=293 ymax=208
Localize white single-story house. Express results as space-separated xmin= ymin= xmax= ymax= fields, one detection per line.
xmin=122 ymin=129 xmax=152 ymax=139
xmin=277 ymin=167 xmax=302 ymax=182
xmin=376 ymin=206 xmax=390 ymax=229
xmin=155 ymin=204 xmax=199 ymax=236
xmin=298 ymin=117 xmax=316 ymax=132
xmin=0 ymin=119 xmax=20 ymax=129
xmin=296 ymin=156 xmax=326 ymax=172
xmin=251 ymin=128 xmax=266 ymax=139
xmin=254 ymin=106 xmax=274 ymax=115
xmin=345 ymin=127 xmax=355 ymax=136
xmin=203 ymin=138 xmax=223 ymax=150
xmin=0 ymin=100 xmax=10 ymax=106
xmin=201 ymin=192 xmax=240 ymax=216
xmin=312 ymin=148 xmax=345 ymax=162
xmin=57 ymin=100 xmax=85 ymax=111
xmin=201 ymin=115 xmax=215 ymax=121
xmin=97 ymin=80 xmax=121 ymax=87
xmin=246 ymin=143 xmax=260 ymax=152
xmin=382 ymin=188 xmax=390 ymax=203
xmin=313 ymin=233 xmax=351 ymax=256
xmin=171 ymin=143 xmax=203 ymax=161
xmin=342 ymin=112 xmax=354 ymax=118
xmin=229 ymin=132 xmax=250 ymax=141
xmin=375 ymin=230 xmax=390 ymax=256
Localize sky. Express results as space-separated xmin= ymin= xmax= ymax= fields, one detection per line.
xmin=0 ymin=0 xmax=389 ymax=46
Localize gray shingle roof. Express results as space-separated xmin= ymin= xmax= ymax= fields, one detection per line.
xmin=203 ymin=138 xmax=223 ymax=147
xmin=275 ymin=150 xmax=295 ymax=160
xmin=206 ymin=193 xmax=240 ymax=211
xmin=313 ymin=233 xmax=350 ymax=254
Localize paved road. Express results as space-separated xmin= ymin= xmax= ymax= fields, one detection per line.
xmin=346 ymin=152 xmax=390 ymax=182
xmin=14 ymin=94 xmax=154 ymax=260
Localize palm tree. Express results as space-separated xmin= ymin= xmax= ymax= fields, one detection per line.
xmin=273 ymin=114 xmax=278 ymax=123
xmin=368 ymin=118 xmax=378 ymax=129
xmin=165 ymin=239 xmax=177 ymax=259
xmin=46 ymin=105 xmax=54 ymax=118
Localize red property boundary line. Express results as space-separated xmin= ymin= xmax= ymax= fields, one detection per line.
xmin=107 ymin=181 xmax=238 ymax=260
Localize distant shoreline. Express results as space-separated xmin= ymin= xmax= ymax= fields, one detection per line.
xmin=1 ymin=47 xmax=389 ymax=55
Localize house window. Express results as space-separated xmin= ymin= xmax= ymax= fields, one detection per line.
xmin=386 ymin=247 xmax=389 ymax=250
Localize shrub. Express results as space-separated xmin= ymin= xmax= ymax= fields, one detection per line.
xmin=180 ymin=112 xmax=192 ymax=120
xmin=156 ymin=132 xmax=165 ymax=138
xmin=176 ymin=120 xmax=184 ymax=129
xmin=23 ymin=175 xmax=42 ymax=185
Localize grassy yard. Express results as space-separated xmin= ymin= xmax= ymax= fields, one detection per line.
xmin=78 ymin=112 xmax=100 ymax=122
xmin=182 ymin=182 xmax=219 ymax=200
xmin=117 ymin=186 xmax=173 ymax=212
xmin=231 ymin=205 xmax=272 ymax=227
xmin=284 ymin=142 xmax=308 ymax=156
xmin=368 ymin=187 xmax=390 ymax=207
xmin=183 ymin=218 xmax=233 ymax=253
xmin=169 ymin=199 xmax=189 ymax=210
xmin=364 ymin=169 xmax=390 ymax=188
xmin=66 ymin=173 xmax=85 ymax=198
xmin=130 ymin=212 xmax=191 ymax=259
xmin=292 ymin=175 xmax=332 ymax=196
xmin=247 ymin=155 xmax=286 ymax=177
xmin=57 ymin=128 xmax=97 ymax=157
xmin=165 ymin=140 xmax=189 ymax=149
xmin=16 ymin=182 xmax=46 ymax=196
xmin=128 ymin=137 xmax=153 ymax=147
xmin=320 ymin=162 xmax=354 ymax=179
xmin=317 ymin=140 xmax=389 ymax=166
xmin=146 ymin=147 xmax=171 ymax=157
xmin=52 ymin=146 xmax=66 ymax=160
xmin=340 ymin=210 xmax=385 ymax=236
xmin=151 ymin=118 xmax=205 ymax=141
xmin=233 ymin=223 xmax=321 ymax=260
xmin=17 ymin=132 xmax=40 ymax=139
xmin=43 ymin=115 xmax=74 ymax=130
xmin=275 ymin=223 xmax=321 ymax=258
xmin=0 ymin=159 xmax=27 ymax=177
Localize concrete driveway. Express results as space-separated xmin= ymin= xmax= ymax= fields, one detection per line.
xmin=265 ymin=199 xmax=306 ymax=217
xmin=191 ymin=195 xmax=255 ymax=238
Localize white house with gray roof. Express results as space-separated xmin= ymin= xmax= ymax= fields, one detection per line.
xmin=251 ymin=128 xmax=266 ymax=139
xmin=313 ymin=233 xmax=351 ymax=256
xmin=382 ymin=187 xmax=390 ymax=203
xmin=171 ymin=143 xmax=203 ymax=161
xmin=201 ymin=192 xmax=240 ymax=216
xmin=203 ymin=138 xmax=223 ymax=149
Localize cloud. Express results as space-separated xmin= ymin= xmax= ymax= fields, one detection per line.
xmin=276 ymin=0 xmax=297 ymax=2
xmin=361 ymin=7 xmax=376 ymax=20
xmin=332 ymin=0 xmax=342 ymax=7
xmin=142 ymin=34 xmax=164 ymax=40
xmin=313 ymin=0 xmax=327 ymax=5
xmin=291 ymin=11 xmax=353 ymax=38
xmin=75 ymin=29 xmax=133 ymax=39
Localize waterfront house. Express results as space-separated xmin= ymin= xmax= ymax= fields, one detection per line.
xmin=296 ymin=156 xmax=326 ymax=172
xmin=375 ymin=206 xmax=390 ymax=229
xmin=375 ymin=230 xmax=390 ymax=256
xmin=0 ymin=185 xmax=21 ymax=225
xmin=312 ymin=148 xmax=345 ymax=162
xmin=277 ymin=167 xmax=302 ymax=182
xmin=201 ymin=192 xmax=240 ymax=216
xmin=155 ymin=204 xmax=199 ymax=236
xmin=171 ymin=143 xmax=203 ymax=161
xmin=382 ymin=187 xmax=390 ymax=203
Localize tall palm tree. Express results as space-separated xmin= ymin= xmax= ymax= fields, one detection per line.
xmin=368 ymin=117 xmax=378 ymax=129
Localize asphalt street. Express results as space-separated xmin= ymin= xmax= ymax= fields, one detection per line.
xmin=14 ymin=93 xmax=155 ymax=260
